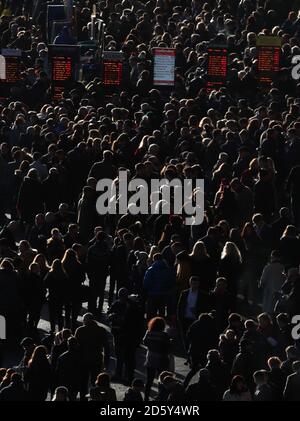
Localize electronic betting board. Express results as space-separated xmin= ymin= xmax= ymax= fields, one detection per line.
xmin=103 ymin=61 xmax=123 ymax=86
xmin=0 ymin=50 xmax=23 ymax=99
xmin=102 ymin=51 xmax=124 ymax=89
xmin=48 ymin=45 xmax=79 ymax=101
xmin=206 ymin=46 xmax=228 ymax=92
xmin=153 ymin=48 xmax=175 ymax=86
xmin=257 ymin=36 xmax=281 ymax=84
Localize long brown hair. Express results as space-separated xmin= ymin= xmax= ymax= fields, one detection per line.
xmin=49 ymin=259 xmax=66 ymax=276
xmin=61 ymin=248 xmax=80 ymax=266
xmin=33 ymin=254 xmax=50 ymax=272
xmin=28 ymin=345 xmax=49 ymax=368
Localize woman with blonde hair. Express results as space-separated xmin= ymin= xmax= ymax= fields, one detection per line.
xmin=219 ymin=242 xmax=243 ymax=304
xmin=33 ymin=253 xmax=50 ymax=279
xmin=189 ymin=241 xmax=216 ymax=292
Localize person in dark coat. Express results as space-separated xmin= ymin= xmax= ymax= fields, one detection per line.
xmin=253 ymin=169 xmax=277 ymax=222
xmin=143 ymin=317 xmax=172 ymax=401
xmin=143 ymin=253 xmax=175 ymax=320
xmin=28 ymin=72 xmax=50 ymax=107
xmin=109 ymin=233 xmax=132 ymax=299
xmin=241 ymin=319 xmax=272 ymax=370
xmin=253 ymin=370 xmax=273 ymax=401
xmin=218 ymin=329 xmax=239 ymax=368
xmin=46 ymin=228 xmax=66 ymax=263
xmin=42 ymin=168 xmax=64 ymax=212
xmin=210 ymin=278 xmax=235 ymax=333
xmin=218 ymin=242 xmax=243 ymax=303
xmin=200 ymin=227 xmax=222 ymax=266
xmin=215 ymin=185 xmax=238 ymax=225
xmin=276 ymin=313 xmax=294 ymax=361
xmin=286 ymin=277 xmax=300 ymax=318
xmin=184 ymin=313 xmax=218 ymax=388
xmin=185 ymin=368 xmax=218 ymax=402
xmin=271 ymin=207 xmax=292 ymax=249
xmin=123 ymin=378 xmax=144 ymax=401
xmin=231 ymin=339 xmax=256 ymax=392
xmin=0 ymin=259 xmax=21 ymax=340
xmin=24 ymin=345 xmax=52 ymax=401
xmin=108 ymin=288 xmax=144 ymax=384
xmin=225 ymin=313 xmax=245 ymax=340
xmin=0 ymin=373 xmax=29 ymax=401
xmin=177 ymin=276 xmax=213 ymax=352
xmin=287 ymin=165 xmax=300 ymax=228
xmin=268 ymin=357 xmax=286 ymax=401
xmin=61 ymin=248 xmax=85 ymax=330
xmin=44 ymin=259 xmax=69 ymax=332
xmin=86 ymin=231 xmax=111 ymax=315
xmin=51 ymin=329 xmax=72 ymax=371
xmin=164 ymin=376 xmax=186 ymax=401
xmin=55 ymin=337 xmax=81 ymax=401
xmin=75 ymin=313 xmax=110 ymax=401
xmin=17 ymin=169 xmax=44 ymax=225
xmin=283 ymin=360 xmax=300 ymax=401
xmin=63 ymin=224 xmax=82 ymax=249
xmin=188 ymin=241 xmax=216 ymax=292
xmin=28 ymin=213 xmax=48 ymax=253
xmin=77 ymin=186 xmax=98 ymax=244
xmin=88 ymin=373 xmax=117 ymax=402
xmin=205 ymin=349 xmax=231 ymax=400
xmin=21 ymin=262 xmax=46 ymax=331
xmin=279 ymin=225 xmax=300 ymax=268
xmin=0 ymin=220 xmax=18 ymax=251
xmin=88 ymin=150 xmax=117 ymax=180
xmin=281 ymin=346 xmax=299 ymax=378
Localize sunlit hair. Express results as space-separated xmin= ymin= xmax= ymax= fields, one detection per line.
xmin=189 ymin=241 xmax=209 ymax=259
xmin=33 ymin=254 xmax=50 ymax=270
xmin=221 ymin=241 xmax=242 ymax=263
xmin=147 ymin=317 xmax=166 ymax=332
xmin=28 ymin=345 xmax=48 ymax=367
xmin=61 ymin=248 xmax=80 ymax=266
xmin=282 ymin=225 xmax=297 ymax=238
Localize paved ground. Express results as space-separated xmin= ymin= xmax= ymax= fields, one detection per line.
xmin=1 ymin=283 xmax=263 ymax=401
xmin=0 ymin=286 xmax=192 ymax=401
xmin=0 ymin=220 xmax=190 ymax=400
xmin=1 ymin=219 xmax=263 ymax=400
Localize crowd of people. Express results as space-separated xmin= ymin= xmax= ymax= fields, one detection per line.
xmin=0 ymin=0 xmax=300 ymax=401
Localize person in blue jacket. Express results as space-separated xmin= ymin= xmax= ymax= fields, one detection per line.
xmin=143 ymin=253 xmax=175 ymax=320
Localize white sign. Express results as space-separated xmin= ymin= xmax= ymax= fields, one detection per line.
xmin=0 ymin=315 xmax=6 ymax=339
xmin=153 ymin=48 xmax=175 ymax=86
xmin=0 ymin=55 xmax=6 ymax=79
